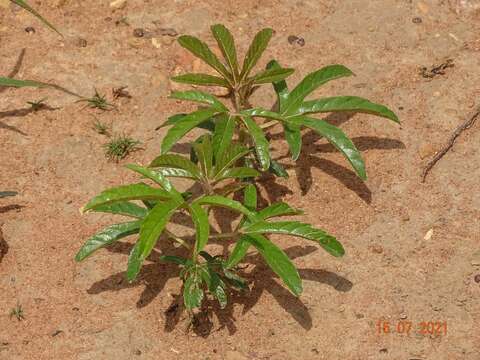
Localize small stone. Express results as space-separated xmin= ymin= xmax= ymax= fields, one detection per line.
xmin=399 ymin=313 xmax=408 ymax=320
xmin=423 ymin=228 xmax=433 ymax=241
xmin=474 ymin=274 xmax=480 ymax=283
xmin=127 ymin=38 xmax=144 ymax=49
xmin=379 ymin=348 xmax=388 ymax=353
xmin=370 ymin=244 xmax=384 ymax=254
xmin=76 ymin=38 xmax=87 ymax=47
xmin=110 ymin=0 xmax=127 ymax=9
xmin=412 ymin=17 xmax=422 ymax=24
xmin=433 ymin=91 xmax=441 ymax=97
xmin=133 ymin=28 xmax=145 ymax=38
xmin=25 ymin=27 xmax=35 ymax=34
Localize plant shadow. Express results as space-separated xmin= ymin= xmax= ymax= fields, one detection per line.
xmin=86 ymin=239 xmax=352 ymax=337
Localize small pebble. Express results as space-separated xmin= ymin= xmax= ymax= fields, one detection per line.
xmin=412 ymin=17 xmax=422 ymax=24
xmin=474 ymin=274 xmax=480 ymax=283
xmin=133 ymin=28 xmax=145 ymax=38
xmin=287 ymin=35 xmax=305 ymax=46
xmin=76 ymin=38 xmax=87 ymax=47
xmin=25 ymin=26 xmax=35 ymax=34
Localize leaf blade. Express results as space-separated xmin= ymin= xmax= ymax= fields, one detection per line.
xmin=243 ymin=220 xmax=344 ymax=257
xmin=75 ymin=221 xmax=140 ymax=261
xmin=171 ymin=73 xmax=229 ymax=87
xmin=170 ymin=90 xmax=227 ymax=112
xmin=283 ymin=65 xmax=354 ymax=115
xmin=241 ymin=116 xmax=271 ymax=171
xmin=211 ymin=24 xmax=239 ymax=80
xmin=240 ymin=28 xmax=273 ymax=79
xmin=243 ymin=234 xmax=302 ymax=295
xmin=161 ymin=108 xmax=218 ymax=154
xmin=296 ymin=96 xmax=399 ymax=123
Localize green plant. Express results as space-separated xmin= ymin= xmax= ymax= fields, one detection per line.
xmin=27 ymin=97 xmax=48 ymax=111
xmin=92 ymin=118 xmax=110 ymax=136
xmin=9 ymin=303 xmax=24 ymax=321
xmin=104 ymin=135 xmax=140 ymax=161
xmin=77 ymin=24 xmax=398 ymax=315
xmin=77 ymin=89 xmax=115 ymax=111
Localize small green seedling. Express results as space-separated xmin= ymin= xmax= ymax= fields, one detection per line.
xmin=77 ymin=89 xmax=115 ymax=111
xmin=104 ymin=135 xmax=140 ymax=162
xmin=77 ymin=24 xmax=399 ymax=319
xmin=27 ymin=97 xmax=48 ymax=111
xmin=92 ymin=119 xmax=110 ymax=136
xmin=9 ymin=303 xmax=24 ymax=321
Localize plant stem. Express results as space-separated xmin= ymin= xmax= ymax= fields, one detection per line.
xmin=209 ymin=232 xmax=238 ymax=240
xmin=260 ymin=120 xmax=278 ymax=129
xmin=165 ymin=229 xmax=191 ymax=249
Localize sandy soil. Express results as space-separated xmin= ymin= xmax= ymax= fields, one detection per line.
xmin=1 ymin=0 xmax=480 ymax=359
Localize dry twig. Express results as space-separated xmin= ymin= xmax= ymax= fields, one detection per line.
xmin=422 ymin=107 xmax=480 ymax=182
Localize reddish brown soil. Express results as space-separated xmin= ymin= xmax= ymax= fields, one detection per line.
xmin=1 ymin=1 xmax=479 ymax=359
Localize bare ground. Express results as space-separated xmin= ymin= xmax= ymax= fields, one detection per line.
xmin=1 ymin=0 xmax=479 ymax=359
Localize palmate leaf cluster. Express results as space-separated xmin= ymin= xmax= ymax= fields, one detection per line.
xmin=77 ymin=24 xmax=399 ymax=311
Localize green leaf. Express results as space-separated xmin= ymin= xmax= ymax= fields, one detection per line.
xmin=214 ymin=144 xmax=251 ymax=179
xmin=89 ymin=202 xmax=148 ymax=219
xmin=240 ymin=28 xmax=273 ymax=80
xmin=215 ymin=167 xmax=260 ymax=181
xmin=177 ymin=35 xmax=231 ymax=81
xmin=189 ymin=203 xmax=210 ymax=255
xmin=269 ymin=160 xmax=288 ymax=178
xmin=154 ymin=167 xmax=196 ymax=179
xmin=243 ymin=234 xmax=302 ymax=295
xmin=159 ymin=113 xmax=215 ymax=132
xmin=159 ymin=255 xmax=189 ymax=265
xmin=193 ymin=195 xmax=257 ymax=220
xmin=251 ymin=67 xmax=294 ymax=84
xmin=243 ymin=220 xmax=344 ymax=257
xmin=126 ymin=199 xmax=181 ymax=282
xmin=211 ymin=24 xmax=239 ymax=80
xmin=75 ymin=221 xmax=140 ymax=261
xmin=222 ymin=268 xmax=248 ymax=290
xmin=283 ymin=122 xmax=302 ymax=160
xmin=183 ymin=271 xmax=204 ymax=310
xmin=201 ymin=267 xmax=227 ymax=308
xmin=243 ymin=184 xmax=257 ymax=211
xmin=192 ymin=135 xmax=214 ymax=178
xmin=224 ymin=237 xmax=251 ymax=269
xmin=171 ymin=73 xmax=229 ymax=87
xmin=291 ymin=116 xmax=366 ymax=180
xmin=266 ymin=60 xmax=289 ymax=112
xmin=161 ymin=108 xmax=218 ymax=154
xmin=296 ymin=96 xmax=399 ymax=123
xmin=0 ymin=77 xmax=49 ymax=88
xmin=149 ymin=154 xmax=201 ymax=180
xmin=212 ymin=114 xmax=236 ymax=161
xmin=241 ymin=108 xmax=284 ymax=121
xmin=170 ymin=90 xmax=227 ymax=112
xmin=283 ymin=65 xmax=354 ymax=115
xmin=125 ymin=164 xmax=180 ymax=197
xmin=241 ymin=116 xmax=270 ymax=171
xmin=257 ymin=202 xmax=303 ymax=220
xmin=82 ymin=184 xmax=172 ymax=213
xmin=12 ymin=0 xmax=62 ymax=36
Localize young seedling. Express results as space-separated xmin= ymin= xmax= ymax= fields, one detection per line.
xmin=103 ymin=135 xmax=140 ymax=162
xmin=27 ymin=97 xmax=48 ymax=111
xmin=92 ymin=118 xmax=110 ymax=136
xmin=77 ymin=24 xmax=399 ymax=320
xmin=77 ymin=89 xmax=115 ymax=111
xmin=9 ymin=303 xmax=24 ymax=321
